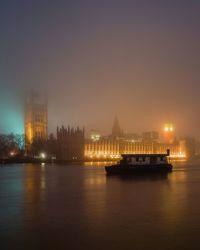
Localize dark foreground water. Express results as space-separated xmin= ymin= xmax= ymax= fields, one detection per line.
xmin=1 ymin=162 xmax=200 ymax=250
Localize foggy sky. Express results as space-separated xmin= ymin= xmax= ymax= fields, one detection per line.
xmin=0 ymin=0 xmax=200 ymax=138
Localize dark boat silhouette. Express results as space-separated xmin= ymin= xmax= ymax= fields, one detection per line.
xmin=105 ymin=150 xmax=173 ymax=175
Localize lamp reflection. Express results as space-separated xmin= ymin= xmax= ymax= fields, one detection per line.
xmin=160 ymin=169 xmax=188 ymax=231
xmin=24 ymin=164 xmax=47 ymax=218
xmin=83 ymin=168 xmax=107 ymax=227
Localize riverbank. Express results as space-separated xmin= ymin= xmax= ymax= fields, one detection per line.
xmin=0 ymin=157 xmax=85 ymax=165
xmin=1 ymin=156 xmax=199 ymax=165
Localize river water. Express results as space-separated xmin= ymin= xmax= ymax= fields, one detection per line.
xmin=0 ymin=162 xmax=200 ymax=250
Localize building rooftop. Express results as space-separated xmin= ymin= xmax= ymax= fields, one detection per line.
xmin=121 ymin=153 xmax=169 ymax=158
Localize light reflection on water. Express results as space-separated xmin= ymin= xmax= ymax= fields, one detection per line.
xmin=159 ymin=170 xmax=188 ymax=232
xmin=0 ymin=162 xmax=200 ymax=249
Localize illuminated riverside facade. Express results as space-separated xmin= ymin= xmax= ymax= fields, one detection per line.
xmin=84 ymin=139 xmax=186 ymax=160
xmin=23 ymin=96 xmax=188 ymax=161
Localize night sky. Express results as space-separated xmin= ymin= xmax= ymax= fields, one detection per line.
xmin=0 ymin=0 xmax=199 ymax=138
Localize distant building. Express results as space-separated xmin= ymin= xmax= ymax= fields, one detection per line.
xmin=57 ymin=126 xmax=84 ymax=161
xmin=124 ymin=133 xmax=141 ymax=143
xmin=195 ymin=140 xmax=200 ymax=158
xmin=142 ymin=131 xmax=159 ymax=143
xmin=180 ymin=137 xmax=196 ymax=159
xmin=25 ymin=91 xmax=48 ymax=152
xmin=112 ymin=115 xmax=123 ymax=138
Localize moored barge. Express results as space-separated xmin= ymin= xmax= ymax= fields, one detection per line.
xmin=105 ymin=150 xmax=173 ymax=175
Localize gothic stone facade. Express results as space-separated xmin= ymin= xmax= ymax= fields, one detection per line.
xmin=25 ymin=92 xmax=48 ymax=152
xmin=57 ymin=126 xmax=84 ymax=161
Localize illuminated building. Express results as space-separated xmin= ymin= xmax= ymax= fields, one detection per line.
xmin=180 ymin=137 xmax=196 ymax=159
xmin=85 ymin=138 xmax=120 ymax=159
xmin=85 ymin=121 xmax=186 ymax=160
xmin=25 ymin=91 xmax=48 ymax=151
xmin=84 ymin=139 xmax=186 ymax=160
xmin=163 ymin=123 xmax=174 ymax=144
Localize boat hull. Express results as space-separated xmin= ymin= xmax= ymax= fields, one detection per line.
xmin=105 ymin=164 xmax=173 ymax=175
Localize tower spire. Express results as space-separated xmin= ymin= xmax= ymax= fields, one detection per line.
xmin=112 ymin=115 xmax=121 ymax=138
xmin=25 ymin=90 xmax=48 ymax=153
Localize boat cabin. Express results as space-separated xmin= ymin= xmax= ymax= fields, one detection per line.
xmin=120 ymin=153 xmax=170 ymax=165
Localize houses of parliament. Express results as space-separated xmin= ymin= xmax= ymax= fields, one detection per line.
xmin=85 ymin=118 xmax=187 ymax=160
xmin=24 ymin=92 xmax=188 ymax=161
